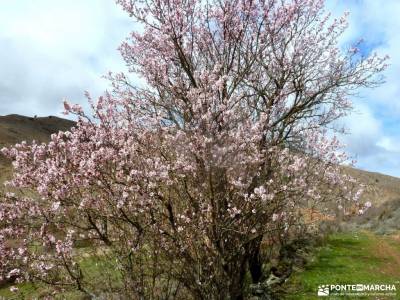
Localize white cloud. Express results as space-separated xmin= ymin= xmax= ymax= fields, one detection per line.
xmin=341 ymin=103 xmax=381 ymax=157
xmin=327 ymin=0 xmax=400 ymax=177
xmin=0 ymin=0 xmax=132 ymax=117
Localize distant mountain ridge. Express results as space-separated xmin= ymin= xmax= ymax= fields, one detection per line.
xmin=0 ymin=114 xmax=399 ymax=206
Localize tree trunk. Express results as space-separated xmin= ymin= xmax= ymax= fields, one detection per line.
xmin=227 ymin=257 xmax=248 ymax=300
xmin=248 ymin=237 xmax=263 ymax=283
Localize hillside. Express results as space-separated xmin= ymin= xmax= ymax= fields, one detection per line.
xmin=0 ymin=114 xmax=74 ymax=147
xmin=0 ymin=114 xmax=75 ymax=181
xmin=344 ymin=167 xmax=400 ymax=206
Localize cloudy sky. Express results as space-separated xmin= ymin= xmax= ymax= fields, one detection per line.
xmin=0 ymin=0 xmax=399 ymax=177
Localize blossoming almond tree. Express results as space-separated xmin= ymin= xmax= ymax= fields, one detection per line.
xmin=0 ymin=0 xmax=387 ymax=299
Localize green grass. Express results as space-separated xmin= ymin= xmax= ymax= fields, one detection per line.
xmin=0 ymin=282 xmax=42 ymax=299
xmin=2 ymin=231 xmax=400 ymax=299
xmin=0 ymin=277 xmax=90 ymax=300
xmin=0 ymin=254 xmax=121 ymax=299
xmin=284 ymin=231 xmax=400 ymax=299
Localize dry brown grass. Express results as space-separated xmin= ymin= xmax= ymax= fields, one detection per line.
xmin=300 ymin=208 xmax=335 ymax=224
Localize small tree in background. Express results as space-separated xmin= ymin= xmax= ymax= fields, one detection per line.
xmin=0 ymin=0 xmax=386 ymax=298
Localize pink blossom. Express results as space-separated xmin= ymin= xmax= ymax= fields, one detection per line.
xmin=0 ymin=0 xmax=387 ymax=297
